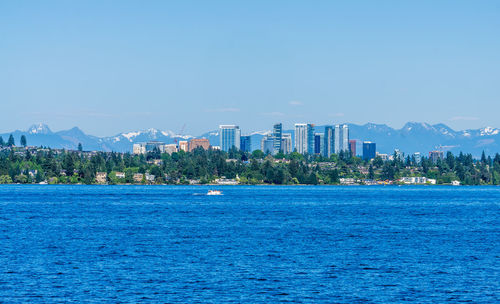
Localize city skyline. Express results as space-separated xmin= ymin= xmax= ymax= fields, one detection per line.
xmin=1 ymin=1 xmax=500 ymax=136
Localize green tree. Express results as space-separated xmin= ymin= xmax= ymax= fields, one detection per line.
xmin=20 ymin=135 xmax=27 ymax=147
xmin=368 ymin=164 xmax=375 ymax=179
xmin=251 ymin=150 xmax=265 ymax=159
xmin=0 ymin=136 xmax=4 ymax=146
xmin=7 ymin=134 xmax=15 ymax=147
xmin=78 ymin=143 xmax=83 ymax=152
xmin=0 ymin=175 xmax=13 ymax=184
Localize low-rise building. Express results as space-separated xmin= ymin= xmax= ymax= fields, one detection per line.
xmin=340 ymin=178 xmax=357 ymax=185
xmin=188 ymin=138 xmax=210 ymax=152
xmin=95 ymin=172 xmax=107 ymax=184
xmin=145 ymin=173 xmax=155 ymax=182
xmin=133 ymin=173 xmax=144 ymax=183
xmin=215 ymin=178 xmax=238 ymax=185
xmin=133 ymin=143 xmax=146 ymax=155
xmin=115 ymin=172 xmax=125 ymax=179
xmin=400 ymin=176 xmax=436 ymax=184
xmin=376 ymin=152 xmax=390 ymax=161
xmin=164 ymin=144 xmax=178 ymax=154
xmin=178 ymin=141 xmax=188 ymax=152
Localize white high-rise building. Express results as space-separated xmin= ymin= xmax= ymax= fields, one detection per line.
xmin=219 ymin=125 xmax=241 ymax=152
xmin=334 ymin=125 xmax=341 ymax=153
xmin=295 ymin=124 xmax=308 ymax=154
xmin=341 ymin=124 xmax=349 ymax=152
xmin=414 ymin=152 xmax=422 ymax=164
xmin=281 ymin=133 xmax=292 ymax=154
xmin=334 ymin=124 xmax=349 ymax=154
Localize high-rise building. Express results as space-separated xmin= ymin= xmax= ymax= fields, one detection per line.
xmin=240 ymin=135 xmax=251 ymax=153
xmin=429 ymin=151 xmax=444 ymax=163
xmin=295 ymin=123 xmax=314 ymax=154
xmin=323 ymin=126 xmax=334 ymax=157
xmin=341 ymin=124 xmax=349 ymax=152
xmin=413 ymin=152 xmax=422 ymax=164
xmin=314 ymin=133 xmax=323 ymax=155
xmin=334 ymin=125 xmax=341 ymax=153
xmin=261 ymin=136 xmax=274 ymax=154
xmin=394 ymin=149 xmax=404 ymax=161
xmin=363 ymin=141 xmax=376 ymax=160
xmin=219 ymin=125 xmax=241 ymax=152
xmin=272 ymin=123 xmax=282 ymax=154
xmin=334 ymin=124 xmax=349 ymax=153
xmin=307 ymin=124 xmax=315 ymax=154
xmin=281 ymin=133 xmax=292 ymax=154
xmin=188 ymin=138 xmax=210 ymax=152
xmin=349 ymin=140 xmax=356 ymax=156
xmin=294 ymin=124 xmax=307 ymax=154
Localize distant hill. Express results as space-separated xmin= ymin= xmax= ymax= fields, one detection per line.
xmin=1 ymin=122 xmax=500 ymax=157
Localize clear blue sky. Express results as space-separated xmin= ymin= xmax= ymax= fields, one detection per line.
xmin=1 ymin=1 xmax=499 ymax=136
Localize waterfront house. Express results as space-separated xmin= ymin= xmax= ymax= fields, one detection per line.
xmin=95 ymin=172 xmax=107 ymax=184
xmin=133 ymin=173 xmax=144 ymax=183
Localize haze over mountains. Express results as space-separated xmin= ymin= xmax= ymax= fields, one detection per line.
xmin=1 ymin=123 xmax=500 ymax=157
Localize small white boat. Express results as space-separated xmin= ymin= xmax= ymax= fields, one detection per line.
xmin=207 ymin=190 xmax=222 ymax=196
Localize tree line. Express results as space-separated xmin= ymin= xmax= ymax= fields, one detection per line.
xmin=1 ymin=145 xmax=500 ymax=185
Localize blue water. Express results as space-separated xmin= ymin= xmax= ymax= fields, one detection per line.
xmin=0 ymin=185 xmax=498 ymax=303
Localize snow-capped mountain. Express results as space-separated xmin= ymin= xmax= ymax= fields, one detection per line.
xmin=1 ymin=122 xmax=500 ymax=156
xmin=28 ymin=123 xmax=52 ymax=135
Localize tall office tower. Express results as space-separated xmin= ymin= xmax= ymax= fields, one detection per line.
xmin=413 ymin=152 xmax=422 ymax=164
xmin=341 ymin=124 xmax=349 ymax=152
xmin=272 ymin=123 xmax=282 ymax=154
xmin=295 ymin=123 xmax=315 ymax=154
xmin=307 ymin=124 xmax=315 ymax=155
xmin=294 ymin=124 xmax=308 ymax=154
xmin=363 ymin=141 xmax=376 ymax=160
xmin=261 ymin=136 xmax=274 ymax=154
xmin=349 ymin=140 xmax=356 ymax=156
xmin=323 ymin=126 xmax=334 ymax=157
xmin=334 ymin=124 xmax=341 ymax=153
xmin=314 ymin=133 xmax=323 ymax=155
xmin=240 ymin=135 xmax=251 ymax=153
xmin=219 ymin=125 xmax=241 ymax=152
xmin=281 ymin=133 xmax=292 ymax=154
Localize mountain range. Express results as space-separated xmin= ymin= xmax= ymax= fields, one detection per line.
xmin=1 ymin=123 xmax=500 ymax=157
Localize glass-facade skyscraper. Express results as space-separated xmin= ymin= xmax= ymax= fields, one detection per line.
xmin=333 ymin=124 xmax=349 ymax=154
xmin=314 ymin=133 xmax=323 ymax=155
xmin=240 ymin=135 xmax=251 ymax=152
xmin=272 ymin=123 xmax=282 ymax=154
xmin=323 ymin=126 xmax=334 ymax=157
xmin=341 ymin=124 xmax=349 ymax=152
xmin=261 ymin=136 xmax=274 ymax=154
xmin=363 ymin=141 xmax=376 ymax=160
xmin=281 ymin=133 xmax=292 ymax=154
xmin=295 ymin=123 xmax=314 ymax=154
xmin=307 ymin=124 xmax=315 ymax=155
xmin=219 ymin=125 xmax=241 ymax=152
xmin=294 ymin=124 xmax=307 ymax=154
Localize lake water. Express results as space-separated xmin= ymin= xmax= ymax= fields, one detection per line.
xmin=0 ymin=185 xmax=498 ymax=303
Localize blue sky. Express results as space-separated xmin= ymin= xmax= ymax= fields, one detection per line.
xmin=1 ymin=1 xmax=499 ymax=136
